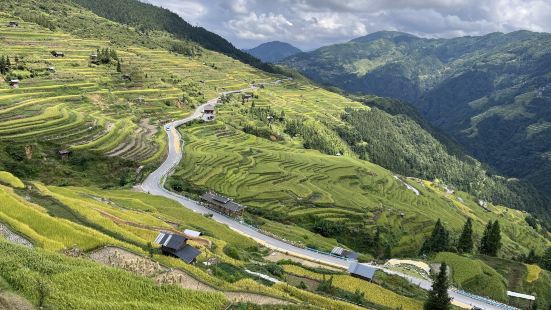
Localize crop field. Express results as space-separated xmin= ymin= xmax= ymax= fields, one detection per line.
xmin=171 ymin=109 xmax=548 ymax=255
xmin=0 ymin=16 xmax=276 ymax=167
xmin=282 ymin=264 xmax=423 ymax=309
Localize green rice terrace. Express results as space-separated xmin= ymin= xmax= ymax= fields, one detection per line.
xmin=0 ymin=1 xmax=550 ymax=309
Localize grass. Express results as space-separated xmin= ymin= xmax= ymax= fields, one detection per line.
xmin=282 ymin=264 xmax=423 ymax=309
xmin=525 ymin=264 xmax=541 ymax=283
xmin=0 ymin=171 xmax=24 ymax=188
xmin=433 ymin=252 xmax=507 ymax=302
xmin=0 ymin=241 xmax=227 ymax=309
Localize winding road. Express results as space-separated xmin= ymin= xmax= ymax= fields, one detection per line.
xmin=140 ymin=88 xmax=516 ymax=310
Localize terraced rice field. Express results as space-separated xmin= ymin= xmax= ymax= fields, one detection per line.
xmin=0 ymin=18 xmax=274 ymax=165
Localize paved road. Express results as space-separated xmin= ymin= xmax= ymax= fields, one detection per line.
xmin=140 ymin=89 xmax=516 ymax=310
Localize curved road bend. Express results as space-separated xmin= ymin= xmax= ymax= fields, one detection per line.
xmin=140 ymin=88 xmax=515 ymax=310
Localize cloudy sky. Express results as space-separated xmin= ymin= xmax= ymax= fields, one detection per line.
xmin=142 ymin=0 xmax=551 ymax=50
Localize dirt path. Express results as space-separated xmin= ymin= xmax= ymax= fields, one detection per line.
xmin=0 ymin=292 xmax=34 ymax=310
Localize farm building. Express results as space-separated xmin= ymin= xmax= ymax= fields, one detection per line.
xmin=90 ymin=54 xmax=98 ymax=63
xmin=8 ymin=21 xmax=19 ymax=27
xmin=122 ymin=74 xmax=131 ymax=81
xmin=47 ymin=67 xmax=56 ymax=73
xmin=153 ymin=232 xmax=201 ymax=264
xmin=331 ymin=246 xmax=358 ymax=260
xmin=51 ymin=51 xmax=64 ymax=57
xmin=9 ymin=79 xmax=20 ymax=88
xmin=348 ymin=262 xmax=376 ymax=282
xmin=200 ymin=192 xmax=245 ymax=217
xmin=203 ymin=104 xmax=215 ymax=114
xmin=58 ymin=149 xmax=71 ymax=160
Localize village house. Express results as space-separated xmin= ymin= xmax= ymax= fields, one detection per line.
xmin=58 ymin=149 xmax=71 ymax=160
xmin=51 ymin=51 xmax=64 ymax=57
xmin=202 ymin=103 xmax=215 ymax=121
xmin=9 ymin=79 xmax=20 ymax=88
xmin=122 ymin=74 xmax=131 ymax=81
xmin=47 ymin=67 xmax=56 ymax=73
xmin=90 ymin=54 xmax=98 ymax=63
xmin=8 ymin=21 xmax=19 ymax=27
xmin=348 ymin=262 xmax=376 ymax=282
xmin=200 ymin=192 xmax=246 ymax=217
xmin=153 ymin=232 xmax=201 ymax=264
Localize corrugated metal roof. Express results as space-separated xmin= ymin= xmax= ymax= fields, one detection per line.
xmin=154 ymin=232 xmax=187 ymax=251
xmin=184 ymin=229 xmax=202 ymax=238
xmin=348 ymin=262 xmax=376 ymax=280
xmin=507 ymin=291 xmax=535 ymax=300
xmin=175 ymin=245 xmax=201 ymax=264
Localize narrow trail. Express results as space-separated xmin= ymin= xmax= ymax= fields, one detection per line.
xmin=140 ymin=86 xmax=516 ymax=310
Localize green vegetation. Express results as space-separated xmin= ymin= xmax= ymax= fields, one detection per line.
xmin=283 ymin=31 xmax=551 ymax=224
xmin=0 ymin=241 xmax=226 ymax=309
xmin=420 ymin=219 xmax=450 ymax=255
xmin=457 ymin=218 xmax=474 ymax=254
xmin=424 ymin=263 xmax=451 ymax=310
xmin=433 ymin=252 xmax=508 ymax=302
xmin=0 ymin=171 xmax=24 ymax=188
xmin=480 ymin=221 xmax=502 ymax=257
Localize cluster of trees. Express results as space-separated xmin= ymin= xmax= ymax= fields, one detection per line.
xmin=518 ymin=247 xmax=551 ymax=272
xmin=0 ymin=55 xmax=11 ymax=74
xmin=420 ymin=218 xmax=501 ymax=257
xmin=285 ymin=119 xmax=348 ymax=156
xmin=94 ymin=48 xmax=118 ymax=65
xmin=247 ymin=103 xmax=285 ymax=123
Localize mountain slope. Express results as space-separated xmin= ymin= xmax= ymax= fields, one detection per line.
xmin=245 ymin=41 xmax=302 ymax=63
xmin=71 ymin=0 xmax=283 ymax=74
xmin=282 ymin=30 xmax=551 ymax=204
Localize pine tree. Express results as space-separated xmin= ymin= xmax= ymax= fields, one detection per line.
xmin=116 ymin=60 xmax=122 ymax=73
xmin=420 ymin=219 xmax=449 ymax=255
xmin=480 ymin=221 xmax=492 ymax=255
xmin=0 ymin=56 xmax=5 ymax=74
xmin=541 ymin=247 xmax=551 ymax=271
xmin=457 ymin=218 xmax=473 ymax=253
xmin=488 ymin=220 xmax=502 ymax=256
xmin=424 ymin=263 xmax=451 ymax=310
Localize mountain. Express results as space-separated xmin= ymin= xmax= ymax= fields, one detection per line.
xmin=0 ymin=0 xmax=550 ymax=308
xmin=244 ymin=41 xmax=302 ymax=63
xmin=282 ymin=30 xmax=551 ymax=202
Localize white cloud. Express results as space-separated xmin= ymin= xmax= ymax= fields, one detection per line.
xmin=143 ymin=0 xmax=551 ymax=50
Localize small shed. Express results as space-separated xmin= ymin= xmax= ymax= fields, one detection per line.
xmin=58 ymin=149 xmax=71 ymax=160
xmin=507 ymin=291 xmax=535 ymax=309
xmin=47 ymin=67 xmax=56 ymax=73
xmin=9 ymin=79 xmax=20 ymax=88
xmin=331 ymin=246 xmax=358 ymax=260
xmin=183 ymin=229 xmax=202 ymax=238
xmin=348 ymin=262 xmax=376 ymax=282
xmin=122 ymin=74 xmax=131 ymax=81
xmin=200 ymin=192 xmax=245 ymax=217
xmin=51 ymin=51 xmax=64 ymax=57
xmin=154 ymin=232 xmax=201 ymax=264
xmin=90 ymin=54 xmax=98 ymax=63
xmin=8 ymin=21 xmax=19 ymax=27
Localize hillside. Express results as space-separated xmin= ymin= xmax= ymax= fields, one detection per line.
xmin=282 ymin=30 xmax=551 ymax=209
xmin=0 ymin=1 xmax=550 ymax=309
xmin=245 ymin=41 xmax=302 ymax=63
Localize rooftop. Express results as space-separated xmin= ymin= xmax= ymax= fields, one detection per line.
xmin=154 ymin=232 xmax=187 ymax=251
xmin=201 ymin=192 xmax=245 ymax=212
xmin=348 ymin=262 xmax=377 ymax=280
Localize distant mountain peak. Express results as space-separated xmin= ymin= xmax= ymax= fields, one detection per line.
xmin=245 ymin=41 xmax=302 ymax=63
xmin=351 ymin=31 xmax=419 ymax=43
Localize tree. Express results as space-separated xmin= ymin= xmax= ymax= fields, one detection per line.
xmin=116 ymin=60 xmax=122 ymax=73
xmin=480 ymin=221 xmax=492 ymax=255
xmin=424 ymin=263 xmax=451 ymax=310
xmin=457 ymin=218 xmax=473 ymax=253
xmin=541 ymin=247 xmax=551 ymax=271
xmin=420 ymin=219 xmax=449 ymax=255
xmin=488 ymin=220 xmax=502 ymax=256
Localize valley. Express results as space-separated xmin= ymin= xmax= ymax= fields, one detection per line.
xmin=0 ymin=0 xmax=549 ymax=309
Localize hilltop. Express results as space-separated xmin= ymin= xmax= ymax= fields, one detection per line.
xmin=282 ymin=30 xmax=551 ymax=208
xmin=245 ymin=41 xmax=302 ymax=63
xmin=0 ymin=0 xmax=549 ymax=309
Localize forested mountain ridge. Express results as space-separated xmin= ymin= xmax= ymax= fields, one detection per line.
xmin=245 ymin=41 xmax=302 ymax=63
xmin=71 ymin=0 xmax=283 ymax=74
xmin=282 ymin=30 xmax=551 ymax=205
